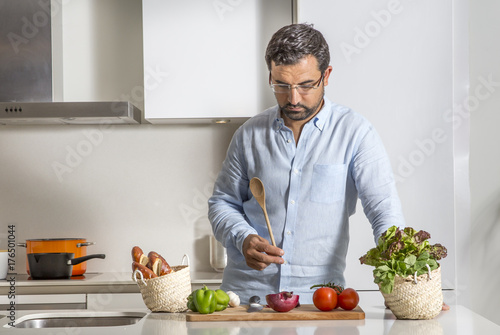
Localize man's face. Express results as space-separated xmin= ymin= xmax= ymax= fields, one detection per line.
xmin=270 ymin=55 xmax=332 ymax=122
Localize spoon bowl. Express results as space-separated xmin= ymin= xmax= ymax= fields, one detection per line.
xmin=249 ymin=177 xmax=276 ymax=247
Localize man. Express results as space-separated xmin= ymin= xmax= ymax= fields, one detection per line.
xmin=208 ymin=23 xmax=405 ymax=304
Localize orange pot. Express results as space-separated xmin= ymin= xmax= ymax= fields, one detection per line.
xmin=18 ymin=238 xmax=95 ymax=276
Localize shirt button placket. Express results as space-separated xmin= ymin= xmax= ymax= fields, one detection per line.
xmin=279 ymin=163 xmax=301 ymax=292
xmin=279 ymin=128 xmax=296 ymax=292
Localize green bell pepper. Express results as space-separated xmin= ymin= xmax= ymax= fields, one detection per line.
xmin=193 ymin=286 xmax=216 ymax=314
xmin=187 ymin=292 xmax=197 ymax=312
xmin=214 ymin=289 xmax=230 ymax=311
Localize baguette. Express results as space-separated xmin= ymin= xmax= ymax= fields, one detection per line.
xmin=147 ymin=251 xmax=172 ymax=276
xmin=131 ymin=246 xmax=149 ymax=266
xmin=132 ymin=261 xmax=157 ymax=279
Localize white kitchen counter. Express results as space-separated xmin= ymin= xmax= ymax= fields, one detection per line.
xmin=1 ymin=292 xmax=499 ymax=334
xmin=0 ymin=271 xmax=223 ymax=295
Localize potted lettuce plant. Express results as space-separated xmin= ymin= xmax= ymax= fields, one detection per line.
xmin=360 ymin=226 xmax=447 ymax=319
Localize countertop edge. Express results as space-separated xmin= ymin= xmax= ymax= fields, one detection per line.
xmin=0 ymin=272 xmax=223 ymax=295
xmin=1 ymin=303 xmax=499 ymax=334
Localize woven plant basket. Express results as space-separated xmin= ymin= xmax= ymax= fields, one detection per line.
xmin=133 ymin=255 xmax=191 ymax=313
xmin=381 ymin=265 xmax=443 ymax=320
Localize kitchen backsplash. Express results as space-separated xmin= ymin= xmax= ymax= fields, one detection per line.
xmin=0 ymin=122 xmax=241 ymax=275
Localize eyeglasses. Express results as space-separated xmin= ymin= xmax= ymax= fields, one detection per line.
xmin=269 ymin=73 xmax=324 ymax=95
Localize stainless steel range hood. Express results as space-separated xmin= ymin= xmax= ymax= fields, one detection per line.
xmin=0 ymin=102 xmax=141 ymax=125
xmin=0 ymin=0 xmax=142 ymax=125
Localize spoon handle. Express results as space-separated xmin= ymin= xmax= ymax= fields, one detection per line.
xmin=262 ymin=206 xmax=277 ymax=247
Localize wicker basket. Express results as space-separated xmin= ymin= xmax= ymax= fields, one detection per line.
xmin=133 ymin=255 xmax=192 ymax=313
xmin=381 ymin=265 xmax=443 ymax=320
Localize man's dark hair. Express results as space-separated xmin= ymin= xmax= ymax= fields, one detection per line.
xmin=265 ymin=23 xmax=330 ymax=73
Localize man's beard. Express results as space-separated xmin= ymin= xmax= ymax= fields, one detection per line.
xmin=279 ymin=91 xmax=324 ymax=122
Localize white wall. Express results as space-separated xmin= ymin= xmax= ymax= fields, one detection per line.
xmin=469 ymin=0 xmax=500 ymax=325
xmin=0 ymin=122 xmax=239 ymax=274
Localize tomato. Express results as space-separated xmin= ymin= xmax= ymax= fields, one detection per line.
xmin=337 ymin=288 xmax=359 ymax=310
xmin=313 ymin=287 xmax=338 ymax=311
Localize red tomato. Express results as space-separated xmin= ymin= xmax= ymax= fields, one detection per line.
xmin=338 ymin=288 xmax=359 ymax=310
xmin=313 ymin=287 xmax=338 ymax=311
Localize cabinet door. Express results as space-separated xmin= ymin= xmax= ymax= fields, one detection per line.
xmin=143 ymin=0 xmax=292 ymax=123
xmin=87 ymin=293 xmax=146 ymax=311
xmin=298 ymin=0 xmax=459 ymax=290
xmin=0 ymin=294 xmax=86 ymax=310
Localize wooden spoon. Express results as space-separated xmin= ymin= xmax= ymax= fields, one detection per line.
xmin=249 ymin=177 xmax=277 ymax=247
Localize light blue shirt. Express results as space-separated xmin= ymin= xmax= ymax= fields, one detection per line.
xmin=208 ymin=97 xmax=405 ymax=304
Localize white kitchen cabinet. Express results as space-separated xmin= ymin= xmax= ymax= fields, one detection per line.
xmin=56 ymin=0 xmax=144 ymax=112
xmin=0 ymin=294 xmax=86 ymax=310
xmin=298 ymin=0 xmax=467 ymax=292
xmin=87 ymin=293 xmax=146 ymax=311
xmin=0 ymin=293 xmax=144 ymax=311
xmin=142 ymin=0 xmax=293 ymax=123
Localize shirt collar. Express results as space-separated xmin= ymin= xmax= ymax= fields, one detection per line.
xmin=312 ymin=97 xmax=331 ymax=132
xmin=272 ymin=108 xmax=284 ymax=132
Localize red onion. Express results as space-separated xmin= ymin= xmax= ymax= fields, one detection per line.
xmin=265 ymin=291 xmax=300 ymax=312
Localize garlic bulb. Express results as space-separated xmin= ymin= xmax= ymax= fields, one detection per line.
xmin=226 ymin=291 xmax=240 ymax=307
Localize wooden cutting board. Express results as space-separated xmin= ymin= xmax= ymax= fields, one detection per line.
xmin=186 ymin=304 xmax=365 ymax=322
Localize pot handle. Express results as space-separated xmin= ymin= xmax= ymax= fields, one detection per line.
xmin=70 ymin=254 xmax=106 ymax=265
xmin=17 ymin=243 xmax=27 ymax=247
xmin=77 ymin=242 xmax=96 ymax=248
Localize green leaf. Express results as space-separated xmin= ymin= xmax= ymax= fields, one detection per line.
xmin=404 ymin=254 xmax=417 ymax=266
xmin=376 ymin=265 xmax=391 ymax=272
xmin=413 ymin=262 xmax=425 ymax=272
xmin=417 ymin=251 xmax=430 ymax=261
xmin=428 ymin=259 xmax=438 ymax=269
xmin=379 ymin=277 xmax=394 ymax=294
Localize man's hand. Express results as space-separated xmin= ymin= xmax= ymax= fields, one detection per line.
xmin=242 ymin=234 xmax=284 ymax=270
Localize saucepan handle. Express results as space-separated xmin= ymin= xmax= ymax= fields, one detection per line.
xmin=77 ymin=242 xmax=96 ymax=248
xmin=70 ymin=254 xmax=106 ymax=265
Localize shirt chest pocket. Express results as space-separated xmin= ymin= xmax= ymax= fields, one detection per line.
xmin=310 ymin=164 xmax=348 ymax=204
